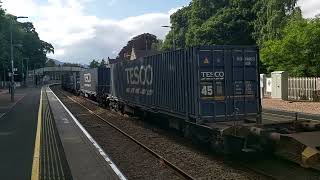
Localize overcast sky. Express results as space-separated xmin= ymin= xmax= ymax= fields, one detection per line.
xmin=2 ymin=0 xmax=319 ymax=64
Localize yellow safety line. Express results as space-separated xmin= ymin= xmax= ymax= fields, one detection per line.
xmin=31 ymin=88 xmax=43 ymax=180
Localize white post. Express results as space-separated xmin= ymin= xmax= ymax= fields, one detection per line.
xmin=260 ymin=74 xmax=266 ymax=98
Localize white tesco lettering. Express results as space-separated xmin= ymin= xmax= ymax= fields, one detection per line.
xmin=125 ymin=65 xmax=153 ymax=86
xmin=201 ymin=71 xmax=224 ymax=80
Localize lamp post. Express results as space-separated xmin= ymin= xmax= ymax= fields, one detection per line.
xmin=161 ymin=25 xmax=175 ymax=50
xmin=1 ymin=62 xmax=6 ymax=88
xmin=23 ymin=58 xmax=29 ymax=87
xmin=10 ymin=16 xmax=28 ymax=102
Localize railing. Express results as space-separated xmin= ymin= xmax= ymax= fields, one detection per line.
xmin=288 ymin=77 xmax=319 ymax=101
xmin=0 ymin=81 xmax=10 ymax=88
xmin=34 ymin=66 xmax=85 ymax=75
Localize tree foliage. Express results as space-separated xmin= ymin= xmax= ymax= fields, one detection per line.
xmin=252 ymin=0 xmax=298 ymax=44
xmin=89 ymin=60 xmax=100 ymax=68
xmin=151 ymin=40 xmax=163 ymax=51
xmin=162 ymin=0 xmax=320 ymax=77
xmin=261 ymin=13 xmax=320 ymax=76
xmin=0 ymin=2 xmax=54 ymax=81
xmin=163 ymin=0 xmax=258 ymax=50
xmin=62 ymin=62 xmax=81 ymax=67
xmin=100 ymin=59 xmax=107 ymax=67
xmin=164 ymin=0 xmax=298 ymax=49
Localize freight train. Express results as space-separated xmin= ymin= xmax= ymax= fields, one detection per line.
xmin=61 ymin=45 xmax=320 ymax=170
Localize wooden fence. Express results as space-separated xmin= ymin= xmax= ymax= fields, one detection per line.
xmin=288 ymin=77 xmax=320 ymax=101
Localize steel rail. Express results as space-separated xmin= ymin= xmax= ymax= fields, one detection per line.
xmin=53 ymin=86 xmax=317 ymax=180
xmin=55 ymin=88 xmax=196 ymax=180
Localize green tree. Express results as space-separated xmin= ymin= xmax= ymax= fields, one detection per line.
xmin=0 ymin=2 xmax=54 ymax=81
xmin=89 ymin=60 xmax=100 ymax=68
xmin=162 ymin=6 xmax=191 ymax=50
xmin=162 ymin=0 xmax=307 ymax=75
xmin=187 ymin=4 xmax=256 ymax=46
xmin=100 ymin=59 xmax=106 ymax=67
xmin=261 ymin=14 xmax=320 ymax=76
xmin=252 ymin=0 xmax=298 ymax=45
xmin=163 ymin=0 xmax=257 ymax=50
xmin=62 ymin=62 xmax=80 ymax=67
xmin=151 ymin=40 xmax=163 ymax=51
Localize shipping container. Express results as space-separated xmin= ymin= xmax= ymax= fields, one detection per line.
xmin=79 ymin=67 xmax=111 ymax=98
xmin=97 ymin=67 xmax=111 ymax=98
xmin=61 ymin=72 xmax=80 ymax=92
xmin=110 ymin=46 xmax=261 ymax=123
xmin=80 ymin=68 xmax=98 ymax=96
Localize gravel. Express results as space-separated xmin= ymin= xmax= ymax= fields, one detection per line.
xmin=53 ymin=88 xmax=183 ymax=180
xmin=262 ymin=98 xmax=320 ymax=114
xmin=55 ymin=88 xmax=267 ymax=180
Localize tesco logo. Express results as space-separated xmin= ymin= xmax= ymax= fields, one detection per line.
xmin=125 ymin=65 xmax=153 ymax=86
xmin=201 ymin=71 xmax=225 ymax=80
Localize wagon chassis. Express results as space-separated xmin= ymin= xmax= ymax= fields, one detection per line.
xmin=56 ymin=86 xmax=320 ymax=179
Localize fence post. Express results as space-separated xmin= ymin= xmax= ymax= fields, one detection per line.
xmin=287 ymin=77 xmax=320 ymax=101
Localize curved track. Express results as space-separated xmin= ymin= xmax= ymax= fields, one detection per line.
xmin=53 ymin=87 xmax=195 ymax=180
xmin=52 ymin=86 xmax=320 ymax=180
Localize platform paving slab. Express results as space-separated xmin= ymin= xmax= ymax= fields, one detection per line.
xmin=0 ymin=87 xmax=41 ymax=180
xmin=46 ymin=86 xmax=125 ymax=180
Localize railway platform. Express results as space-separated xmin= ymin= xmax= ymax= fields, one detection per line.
xmin=0 ymin=86 xmax=125 ymax=180
xmin=0 ymin=87 xmax=41 ymax=180
xmin=44 ymin=85 xmax=125 ymax=180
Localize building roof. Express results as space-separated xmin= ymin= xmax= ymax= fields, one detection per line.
xmin=130 ymin=48 xmax=160 ymax=60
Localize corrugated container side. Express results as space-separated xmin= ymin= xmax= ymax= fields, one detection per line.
xmin=195 ymin=46 xmax=259 ymax=122
xmin=97 ymin=67 xmax=111 ymax=96
xmin=61 ymin=72 xmax=79 ymax=91
xmin=80 ymin=68 xmax=98 ymax=95
xmin=110 ymin=45 xmax=260 ymax=123
xmin=111 ymin=50 xmax=188 ymax=118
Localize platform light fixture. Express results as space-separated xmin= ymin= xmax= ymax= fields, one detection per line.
xmin=161 ymin=25 xmax=176 ymax=50
xmin=10 ymin=16 xmax=28 ymax=102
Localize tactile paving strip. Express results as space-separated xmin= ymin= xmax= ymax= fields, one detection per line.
xmin=40 ymin=92 xmax=73 ymax=180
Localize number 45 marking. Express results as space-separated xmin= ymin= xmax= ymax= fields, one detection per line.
xmin=201 ymin=85 xmax=213 ymax=96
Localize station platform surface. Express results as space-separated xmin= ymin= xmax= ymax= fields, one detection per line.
xmin=0 ymin=87 xmax=41 ymax=180
xmin=0 ymin=86 xmax=125 ymax=180
xmin=45 ymin=86 xmax=125 ymax=180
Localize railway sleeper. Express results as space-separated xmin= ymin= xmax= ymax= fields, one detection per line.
xmin=93 ymin=94 xmax=320 ymax=172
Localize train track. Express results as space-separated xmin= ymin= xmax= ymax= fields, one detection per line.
xmin=52 ymin=87 xmax=195 ymax=180
xmin=52 ymin=86 xmax=320 ymax=180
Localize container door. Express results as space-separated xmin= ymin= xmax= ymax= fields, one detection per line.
xmin=198 ymin=49 xmax=227 ymax=122
xmin=198 ymin=48 xmax=259 ymax=122
xmin=231 ymin=50 xmax=258 ymax=119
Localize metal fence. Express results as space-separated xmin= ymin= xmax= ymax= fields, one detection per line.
xmin=288 ymin=77 xmax=320 ymax=101
xmin=0 ymin=81 xmax=10 ymax=88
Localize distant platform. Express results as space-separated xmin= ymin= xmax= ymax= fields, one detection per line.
xmin=0 ymin=86 xmax=126 ymax=180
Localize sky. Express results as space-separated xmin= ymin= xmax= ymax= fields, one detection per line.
xmin=1 ymin=0 xmax=320 ymax=64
